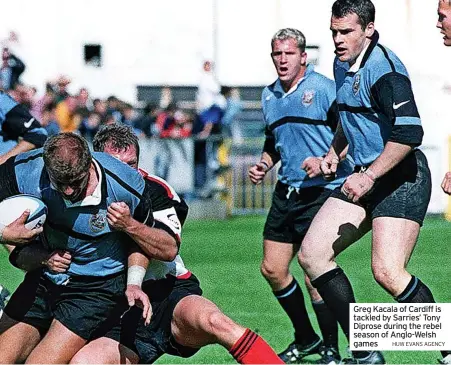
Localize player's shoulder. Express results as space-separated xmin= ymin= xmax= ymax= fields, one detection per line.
xmin=11 ymin=149 xmax=45 ymax=196
xmin=139 ymin=169 xmax=187 ymax=220
xmin=139 ymin=168 xmax=180 ymax=201
xmin=366 ymin=43 xmax=409 ymax=80
xmin=262 ymin=80 xmax=278 ymax=100
xmin=308 ymin=70 xmax=336 ymax=93
xmin=0 ymin=91 xmax=18 ymax=114
xmin=14 ymin=148 xmax=44 ymax=170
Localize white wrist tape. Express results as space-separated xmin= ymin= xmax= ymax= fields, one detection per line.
xmin=364 ymin=168 xmax=377 ymax=181
xmin=127 ymin=265 xmax=146 ymax=287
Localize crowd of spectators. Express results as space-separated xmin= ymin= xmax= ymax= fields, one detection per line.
xmin=1 ymin=37 xmax=242 ymax=197
xmin=0 ymin=32 xmax=242 ymax=144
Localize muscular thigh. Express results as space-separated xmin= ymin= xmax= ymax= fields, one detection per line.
xmin=70 ymin=337 xmax=139 ymax=364
xmin=301 ymin=197 xmax=369 ymax=264
xmin=0 ymin=314 xmax=41 ymax=363
xmin=263 ymin=240 xmax=299 ymax=270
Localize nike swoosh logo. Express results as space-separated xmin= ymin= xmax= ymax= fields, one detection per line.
xmin=24 ymin=118 xmax=35 ymax=128
xmin=393 ymin=100 xmax=410 ymax=110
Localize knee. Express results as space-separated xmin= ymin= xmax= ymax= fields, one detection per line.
xmin=204 ymin=310 xmax=233 ymax=335
xmin=195 ymin=309 xmax=245 ymax=345
xmin=260 ymin=260 xmax=288 ymax=285
xmin=371 ymin=262 xmax=400 ymax=291
xmin=70 ymin=352 xmax=93 ymax=365
xmin=298 ymin=248 xmax=320 ymax=272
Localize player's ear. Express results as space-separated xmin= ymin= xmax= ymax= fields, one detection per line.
xmin=300 ymin=51 xmax=308 ymax=66
xmin=365 ymin=22 xmax=375 ymax=38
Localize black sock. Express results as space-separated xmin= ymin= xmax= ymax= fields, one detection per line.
xmin=274 ymin=278 xmax=318 ymax=345
xmin=395 ymin=276 xmax=435 ymax=303
xmin=312 ymin=267 xmax=370 ymax=359
xmin=312 ymin=300 xmax=339 ymax=349
xmin=395 ymin=277 xmax=450 ymax=358
xmin=311 ymin=267 xmax=354 ymax=339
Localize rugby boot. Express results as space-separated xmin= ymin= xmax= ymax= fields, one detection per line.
xmin=316 ymin=345 xmax=341 ymax=364
xmin=340 ymin=351 xmax=385 ymax=364
xmin=278 ymin=337 xmax=322 ymax=364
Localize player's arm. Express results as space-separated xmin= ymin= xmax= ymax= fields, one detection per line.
xmin=9 ymin=242 xmax=72 ymax=273
xmin=0 ymin=158 xmax=43 ymax=245
xmin=108 ymin=205 xmax=179 ymax=261
xmin=249 ymin=127 xmax=280 ymax=184
xmin=341 ymin=73 xmax=422 ymax=203
xmin=0 ymin=140 xmax=37 ymax=165
xmin=198 ymin=121 xmax=213 ymax=139
xmin=303 ymin=98 xmax=347 ymax=178
xmin=107 ymin=184 xmax=179 ymax=262
xmin=0 ymin=96 xmax=47 ymax=164
xmin=321 ymin=121 xmax=349 ymax=179
xmin=365 ymin=73 xmax=423 ymax=180
xmin=126 ymin=243 xmax=152 ymax=325
xmin=329 ymin=59 xmax=350 ymax=162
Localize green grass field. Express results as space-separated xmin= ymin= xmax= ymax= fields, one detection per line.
xmin=0 ymin=215 xmax=449 ymax=364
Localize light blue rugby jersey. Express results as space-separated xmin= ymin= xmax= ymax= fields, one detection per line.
xmin=13 ymin=149 xmax=147 ymax=284
xmin=0 ymin=91 xmax=47 ymax=154
xmin=334 ymin=31 xmax=423 ymax=167
xmin=262 ymin=64 xmax=353 ymax=189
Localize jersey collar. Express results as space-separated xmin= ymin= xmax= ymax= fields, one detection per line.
xmin=348 ymin=30 xmax=379 ymax=73
xmin=274 ymin=64 xmax=314 ymax=97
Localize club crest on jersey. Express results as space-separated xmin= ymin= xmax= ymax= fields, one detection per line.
xmin=89 ymin=213 xmax=107 ymax=233
xmin=353 ymin=74 xmax=361 ymax=94
xmin=301 ymin=90 xmax=315 ymax=106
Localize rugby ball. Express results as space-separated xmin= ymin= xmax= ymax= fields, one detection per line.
xmin=0 ymin=194 xmax=47 ymax=229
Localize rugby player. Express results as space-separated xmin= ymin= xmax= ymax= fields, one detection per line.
xmin=0 ymin=132 xmax=157 ymax=364
xmin=248 ymin=28 xmax=353 ymax=364
xmin=299 ymin=0 xmax=443 ymax=363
